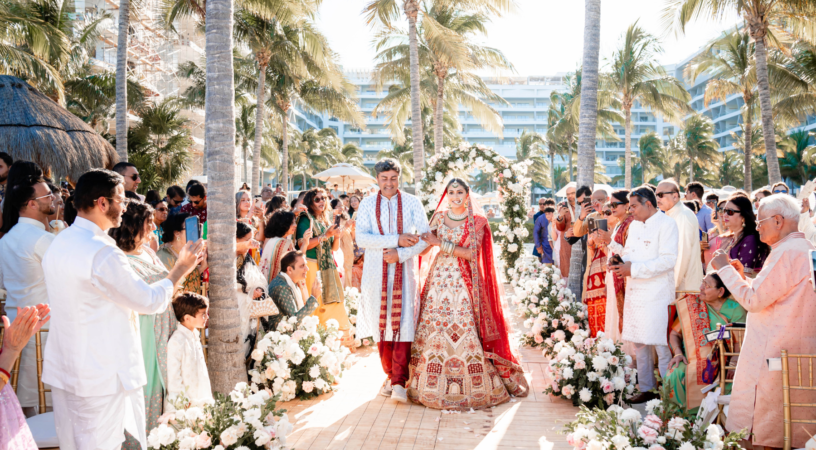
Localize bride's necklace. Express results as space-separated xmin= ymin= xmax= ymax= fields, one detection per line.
xmin=447 ymin=209 xmax=468 ymax=221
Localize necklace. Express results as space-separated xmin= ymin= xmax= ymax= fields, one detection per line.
xmin=447 ymin=210 xmax=468 ymax=221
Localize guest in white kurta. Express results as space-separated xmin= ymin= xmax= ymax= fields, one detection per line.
xmin=165 ymin=324 xmax=212 ymax=412
xmin=0 ymin=177 xmax=56 ymax=411
xmin=41 ymin=170 xmax=202 ymax=450
xmin=609 ymin=188 xmax=678 ymax=399
xmin=656 ymin=181 xmax=703 ymax=291
xmin=355 ymin=160 xmax=429 ymax=402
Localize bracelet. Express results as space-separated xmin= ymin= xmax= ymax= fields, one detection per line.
xmin=0 ymin=368 xmax=9 ymax=384
xmin=442 ymin=240 xmax=455 ymax=255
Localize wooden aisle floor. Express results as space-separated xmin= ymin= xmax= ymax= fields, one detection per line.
xmin=277 ymin=284 xmax=579 ymax=450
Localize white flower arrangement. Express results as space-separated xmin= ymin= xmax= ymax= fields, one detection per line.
xmin=248 ymin=316 xmax=350 ymax=401
xmin=343 ymin=287 xmax=373 ymax=348
xmin=416 ymin=143 xmax=531 ymax=275
xmin=545 ymin=329 xmax=637 ymax=407
xmin=147 ymin=383 xmax=292 ymax=449
xmin=565 ymin=396 xmax=747 ymax=450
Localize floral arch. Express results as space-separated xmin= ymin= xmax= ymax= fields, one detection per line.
xmin=417 ymin=143 xmax=532 ymax=273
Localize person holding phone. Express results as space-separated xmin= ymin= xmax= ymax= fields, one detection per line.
xmin=554 ymin=185 xmax=580 ymax=278
xmin=331 ymin=199 xmax=356 ymax=289
xmin=156 ymin=213 xmax=207 ymax=296
xmin=572 ymin=189 xmax=609 ymax=332
xmin=295 ymin=188 xmax=352 ymax=348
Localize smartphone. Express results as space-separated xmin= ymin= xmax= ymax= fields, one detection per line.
xmin=334 ymin=214 xmax=342 ymax=228
xmin=587 ymin=217 xmax=596 ymax=232
xmin=596 ymin=219 xmax=607 ymax=232
xmin=610 ymin=253 xmax=623 ymax=266
xmin=810 ymin=249 xmax=816 ymax=291
xmin=185 ymin=216 xmax=200 ymax=242
xmin=702 ymin=232 xmax=709 ymax=244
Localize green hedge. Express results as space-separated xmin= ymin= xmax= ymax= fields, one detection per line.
xmin=488 ymin=218 xmax=534 ymax=244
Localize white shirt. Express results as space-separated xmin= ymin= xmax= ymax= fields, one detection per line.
xmin=665 ymin=202 xmax=704 ymax=290
xmin=356 ymin=191 xmax=430 ymax=342
xmin=42 ymin=217 xmax=174 ymax=397
xmin=609 ymin=211 xmax=678 ymax=345
xmin=165 ymin=323 xmax=212 ymax=411
xmin=0 ymin=217 xmax=55 ymax=314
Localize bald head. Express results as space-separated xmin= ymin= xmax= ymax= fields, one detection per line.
xmin=656 ymin=180 xmax=681 ymax=212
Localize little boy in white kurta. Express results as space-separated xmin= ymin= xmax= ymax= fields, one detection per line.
xmin=165 ymin=293 xmax=213 ymax=411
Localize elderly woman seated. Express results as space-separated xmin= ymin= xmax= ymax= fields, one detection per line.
xmin=665 ymin=273 xmax=746 ymax=412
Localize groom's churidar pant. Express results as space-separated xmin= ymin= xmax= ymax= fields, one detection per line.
xmin=378 ymin=341 xmax=411 ymax=387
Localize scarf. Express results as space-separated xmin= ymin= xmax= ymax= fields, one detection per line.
xmin=376 ymin=191 xmax=403 ymax=341
xmin=280 ymin=272 xmax=304 ymax=309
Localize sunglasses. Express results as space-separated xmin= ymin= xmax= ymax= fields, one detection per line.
xmin=773 ymin=189 xmax=788 ymax=194
xmin=192 ymin=200 xmax=203 ymax=205
xmin=314 ymin=197 xmax=325 ymax=202
xmin=129 ymin=173 xmax=140 ymax=181
xmin=156 ymin=207 xmax=168 ymax=212
xmin=721 ymin=208 xmax=740 ymax=217
xmin=655 ymin=191 xmax=678 ymax=198
xmin=603 ymin=210 xmax=613 ymax=216
xmin=610 ymin=201 xmax=627 ymax=207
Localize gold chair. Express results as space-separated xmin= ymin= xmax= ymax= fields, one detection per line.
xmin=0 ymin=321 xmax=23 ymax=392
xmin=782 ymin=350 xmax=816 ymax=450
xmin=716 ymin=324 xmax=746 ymax=425
xmin=33 ymin=328 xmax=50 ymax=414
xmin=200 ymin=328 xmax=208 ymax=363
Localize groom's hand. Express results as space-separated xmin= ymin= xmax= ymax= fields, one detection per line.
xmin=383 ymin=248 xmax=399 ymax=264
xmin=398 ymin=233 xmax=419 ymax=247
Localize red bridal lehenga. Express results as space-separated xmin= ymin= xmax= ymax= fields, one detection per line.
xmin=408 ymin=200 xmax=528 ymax=410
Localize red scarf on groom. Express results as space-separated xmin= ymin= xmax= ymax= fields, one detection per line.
xmin=375 ymin=191 xmax=403 ymax=341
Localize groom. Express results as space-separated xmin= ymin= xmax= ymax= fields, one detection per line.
xmin=356 ymin=158 xmax=430 ymax=403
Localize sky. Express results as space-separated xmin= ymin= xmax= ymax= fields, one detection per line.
xmin=314 ymin=0 xmax=741 ymax=76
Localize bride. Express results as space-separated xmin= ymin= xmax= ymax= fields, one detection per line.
xmin=409 ymin=178 xmax=528 ymax=410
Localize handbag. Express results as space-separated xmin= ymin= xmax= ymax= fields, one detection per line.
xmin=309 ymin=214 xmax=344 ymax=305
xmin=701 ymin=323 xmax=728 ymax=384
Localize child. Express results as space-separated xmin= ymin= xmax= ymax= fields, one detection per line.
xmin=165 ymin=292 xmax=213 ymax=411
xmin=544 ymin=207 xmax=556 ymax=265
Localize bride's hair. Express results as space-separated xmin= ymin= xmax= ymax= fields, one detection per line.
xmin=445 ymin=178 xmax=470 ymax=193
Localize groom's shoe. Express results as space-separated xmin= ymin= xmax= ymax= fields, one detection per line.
xmin=391 ymin=385 xmax=408 ymax=403
xmin=380 ymin=379 xmax=393 ymax=397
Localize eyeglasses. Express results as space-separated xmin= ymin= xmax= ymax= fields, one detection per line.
xmin=33 ymin=193 xmax=55 ymax=201
xmin=773 ymin=189 xmax=788 ymax=194
xmin=314 ymin=197 xmax=325 ymax=202
xmin=721 ymin=208 xmax=740 ymax=217
xmin=130 ymin=173 xmax=140 ymax=182
xmin=756 ymin=214 xmax=781 ymax=230
xmin=156 ymin=207 xmax=168 ymax=212
xmin=655 ymin=190 xmax=678 ymax=198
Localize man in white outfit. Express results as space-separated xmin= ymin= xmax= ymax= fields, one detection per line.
xmin=355 ymin=159 xmax=429 ymax=403
xmin=42 ymin=169 xmax=204 ymax=450
xmin=609 ymin=187 xmax=678 ymax=403
xmin=656 ymin=180 xmax=704 ymax=291
xmin=0 ymin=169 xmax=56 ymax=415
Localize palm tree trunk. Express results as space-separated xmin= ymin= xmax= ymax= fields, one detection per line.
xmin=549 ymin=151 xmax=556 ymax=197
xmin=204 ymin=0 xmax=245 ymax=393
xmin=281 ymin=108 xmax=289 ymax=192
xmin=568 ymin=150 xmax=574 ymax=182
xmin=404 ymin=0 xmax=424 ymax=187
xmin=751 ymin=31 xmax=781 ymax=184
xmin=743 ymin=114 xmax=753 ymax=192
xmin=115 ymin=0 xmax=129 ymax=162
xmin=242 ymin=144 xmax=248 ymax=183
xmin=251 ymin=65 xmax=266 ymax=196
xmin=569 ymin=0 xmax=601 ymax=297
xmin=434 ymin=74 xmax=445 ymax=155
xmin=689 ymin=154 xmax=694 ymax=182
xmin=624 ymin=107 xmax=632 ymax=189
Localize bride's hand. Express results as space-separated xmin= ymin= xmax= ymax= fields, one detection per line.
xmin=420 ymin=232 xmax=441 ymax=247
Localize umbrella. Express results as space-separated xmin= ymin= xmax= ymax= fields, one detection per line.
xmin=313 ymin=163 xmax=376 ymax=191
xmin=0 ymin=75 xmax=117 ymax=180
xmin=555 ymin=182 xmax=614 ymax=197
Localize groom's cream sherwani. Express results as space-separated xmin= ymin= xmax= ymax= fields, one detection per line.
xmin=356 ymin=191 xmax=430 ymax=342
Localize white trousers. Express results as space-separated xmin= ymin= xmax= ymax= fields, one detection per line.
xmin=52 ymin=384 xmax=145 ymax=450
xmin=632 ymin=342 xmax=671 ymax=392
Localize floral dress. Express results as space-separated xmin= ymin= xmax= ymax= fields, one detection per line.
xmin=408 ymin=223 xmax=512 ymax=410
xmin=157 ymin=243 xmax=204 ymax=295
xmin=122 ymin=250 xmax=178 ymax=450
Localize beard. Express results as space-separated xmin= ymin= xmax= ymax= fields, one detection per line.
xmin=40 ymin=203 xmax=56 ymax=216
xmin=0 ymin=173 xmax=6 ymax=183
xmin=106 ymin=205 xmax=122 ymax=227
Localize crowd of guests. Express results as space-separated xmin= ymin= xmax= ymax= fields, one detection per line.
xmin=0 ymin=150 xmax=376 ymax=448
xmin=532 ymin=179 xmax=816 ymax=449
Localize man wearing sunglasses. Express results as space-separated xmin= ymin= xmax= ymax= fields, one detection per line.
xmin=112 ymin=162 xmax=143 ymax=201
xmin=0 ymin=168 xmax=56 ymax=414
xmin=655 ymin=180 xmax=704 ymax=291
xmin=180 ymin=183 xmax=208 ymax=223
xmin=771 ymin=181 xmax=790 ymax=195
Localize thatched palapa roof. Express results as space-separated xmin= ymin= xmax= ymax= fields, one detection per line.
xmin=0 ymin=75 xmax=118 ymax=180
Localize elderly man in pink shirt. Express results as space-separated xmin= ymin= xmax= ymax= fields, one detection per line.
xmin=711 ymin=194 xmax=816 ymax=449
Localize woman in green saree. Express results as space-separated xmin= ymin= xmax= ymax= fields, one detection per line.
xmin=666 ymin=273 xmax=747 ymax=412
xmin=109 ymin=201 xmax=178 ymax=449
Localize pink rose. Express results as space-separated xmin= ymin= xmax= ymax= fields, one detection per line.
xmin=604 ymin=393 xmax=615 ymax=404
xmin=363 ymin=339 xmax=370 ymax=346
xmin=574 ymin=360 xmax=586 ymax=370
xmin=526 ymin=331 xmax=534 ymax=338
xmin=643 ymin=414 xmax=663 ymax=430
xmin=551 ymin=381 xmax=560 ymax=392
xmin=569 ymin=324 xmax=580 ymax=333
xmin=534 ymin=334 xmax=544 ymax=344
xmin=601 ymin=379 xmax=614 ymax=393
xmin=158 ymin=412 xmax=174 ymax=425
xmin=608 ymin=356 xmax=620 ymax=365
xmin=194 ymin=432 xmax=212 ymax=449
xmin=292 ymin=330 xmax=305 ymax=341
xmin=637 ymin=425 xmax=659 ymax=444
xmin=552 ymin=319 xmax=559 ymax=328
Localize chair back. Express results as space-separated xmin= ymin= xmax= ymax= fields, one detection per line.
xmin=781 ymin=350 xmax=816 ymax=450
xmin=33 ymin=328 xmax=50 ymax=414
xmin=0 ymin=322 xmax=23 ymax=392
xmin=716 ymin=324 xmax=746 ymax=424
xmin=201 ymin=329 xmax=208 ymax=363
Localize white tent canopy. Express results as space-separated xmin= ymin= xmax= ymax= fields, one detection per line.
xmin=555 ymin=182 xmax=614 ymax=197
xmin=313 ymin=163 xmax=376 ymax=191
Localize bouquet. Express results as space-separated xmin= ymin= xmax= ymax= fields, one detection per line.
xmin=520 ymin=299 xmax=587 ymax=357
xmin=249 ymin=316 xmax=351 ymax=401
xmin=147 ymin=382 xmax=292 ymax=449
xmin=511 ymin=262 xmax=577 ymax=319
xmin=544 ymin=329 xmax=637 ymax=407
xmin=344 ymin=287 xmax=373 ymax=348
xmin=565 ymin=396 xmax=747 ymax=450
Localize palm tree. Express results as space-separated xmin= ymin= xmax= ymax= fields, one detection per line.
xmin=637 ymin=131 xmax=665 ymax=183
xmin=716 ymin=151 xmax=745 ymax=187
xmin=234 ymin=102 xmax=257 ymax=184
xmin=608 ymin=21 xmax=691 ymax=189
xmin=680 ymin=113 xmax=721 ymax=182
xmin=779 ymin=129 xmax=816 ymax=185
xmin=663 ymin=0 xmax=816 ymax=185
xmin=341 ymin=142 xmax=365 ymax=168
xmin=204 ymin=0 xmax=244 ymax=393
xmin=377 ymin=140 xmax=415 ymax=186
xmin=115 ymin=0 xmax=130 ymax=162
xmin=127 ymin=98 xmax=194 ymax=192
xmin=515 ymin=130 xmax=550 ymax=187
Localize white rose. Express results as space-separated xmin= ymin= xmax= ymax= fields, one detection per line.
xmin=507 ymin=243 xmax=519 ymax=253
xmin=302 ymin=381 xmax=315 ymax=393
xmin=309 ymin=365 xmax=321 ymax=378
xmin=579 ymin=388 xmax=592 ymax=402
